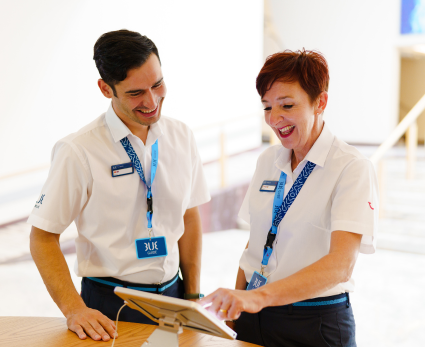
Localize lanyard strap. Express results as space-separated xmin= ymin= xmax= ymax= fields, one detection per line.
xmin=120 ymin=137 xmax=159 ymax=229
xmin=261 ymin=161 xmax=316 ymax=272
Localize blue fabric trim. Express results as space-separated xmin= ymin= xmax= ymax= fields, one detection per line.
xmin=292 ymin=297 xmax=347 ymax=307
xmin=88 ymin=275 xmax=179 ymax=293
xmin=127 ymin=286 xmax=157 ymax=292
xmin=87 ymin=277 xmax=124 ymax=287
xmin=157 ymin=275 xmax=179 ymax=292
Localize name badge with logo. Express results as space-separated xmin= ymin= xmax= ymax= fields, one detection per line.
xmin=260 ymin=180 xmax=278 ymax=192
xmin=135 ymin=236 xmax=168 ymax=259
xmin=111 ymin=162 xmax=134 ymax=177
xmin=246 ymin=271 xmax=268 ymax=290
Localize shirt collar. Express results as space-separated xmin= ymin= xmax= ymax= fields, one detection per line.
xmin=274 ymin=122 xmax=335 ymax=173
xmin=105 ymin=103 xmax=164 ymax=146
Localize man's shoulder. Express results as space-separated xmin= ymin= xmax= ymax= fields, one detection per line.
xmin=160 ymin=116 xmax=191 ymax=131
xmin=57 ymin=114 xmax=107 ymax=146
xmin=160 ymin=116 xmax=194 ymax=140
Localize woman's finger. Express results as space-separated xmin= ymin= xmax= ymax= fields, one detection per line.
xmin=198 ymin=291 xmax=216 ymax=306
xmin=217 ymin=295 xmax=233 ymax=320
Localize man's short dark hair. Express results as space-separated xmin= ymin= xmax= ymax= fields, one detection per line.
xmin=93 ymin=29 xmax=160 ymax=96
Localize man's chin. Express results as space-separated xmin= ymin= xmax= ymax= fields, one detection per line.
xmin=133 ymin=112 xmax=161 ymax=126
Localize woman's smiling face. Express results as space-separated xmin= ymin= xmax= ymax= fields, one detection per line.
xmin=262 ymin=80 xmax=327 ymax=160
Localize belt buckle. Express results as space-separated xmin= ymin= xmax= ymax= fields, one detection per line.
xmin=155 ymin=282 xmax=163 ymax=295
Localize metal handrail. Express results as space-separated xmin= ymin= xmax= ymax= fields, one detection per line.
xmin=370 ymin=93 xmax=425 ymax=164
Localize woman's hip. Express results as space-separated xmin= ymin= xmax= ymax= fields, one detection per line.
xmin=235 ymin=293 xmax=356 ymax=347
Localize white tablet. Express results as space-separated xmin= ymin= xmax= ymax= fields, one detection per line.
xmin=114 ymin=287 xmax=237 ymax=342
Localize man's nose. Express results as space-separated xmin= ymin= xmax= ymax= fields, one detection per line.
xmin=143 ymin=89 xmax=157 ymax=110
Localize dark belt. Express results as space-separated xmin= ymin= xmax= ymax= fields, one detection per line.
xmin=86 ymin=272 xmax=179 ymax=294
xmin=245 ymin=282 xmax=350 ymax=310
xmin=291 ymin=292 xmax=350 ymax=309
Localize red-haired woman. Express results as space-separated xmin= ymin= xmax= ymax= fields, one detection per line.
xmin=200 ymin=50 xmax=378 ymax=347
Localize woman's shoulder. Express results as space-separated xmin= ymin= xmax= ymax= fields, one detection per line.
xmin=257 ymin=144 xmax=287 ymax=163
xmin=329 ymin=137 xmax=375 ymax=175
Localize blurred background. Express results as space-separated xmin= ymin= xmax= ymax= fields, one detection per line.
xmin=1 ymin=0 xmax=425 ymax=346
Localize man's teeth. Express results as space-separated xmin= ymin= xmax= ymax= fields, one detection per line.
xmin=279 ymin=125 xmax=295 ymax=134
xmin=139 ymin=108 xmax=156 ymax=113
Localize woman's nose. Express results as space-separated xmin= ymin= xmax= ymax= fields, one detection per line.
xmin=269 ymin=107 xmax=282 ymax=126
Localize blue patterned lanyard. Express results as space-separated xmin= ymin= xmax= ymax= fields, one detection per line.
xmin=120 ymin=137 xmax=159 ymax=231
xmin=261 ymin=161 xmax=316 ymax=274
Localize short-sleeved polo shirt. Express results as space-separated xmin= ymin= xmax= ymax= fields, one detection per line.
xmin=238 ymin=124 xmax=379 ymax=297
xmin=28 ymin=104 xmax=211 ymax=284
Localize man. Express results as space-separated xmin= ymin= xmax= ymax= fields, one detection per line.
xmin=29 ymin=29 xmax=210 ymax=342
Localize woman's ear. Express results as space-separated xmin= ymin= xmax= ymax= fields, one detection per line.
xmin=315 ymin=91 xmax=328 ymax=115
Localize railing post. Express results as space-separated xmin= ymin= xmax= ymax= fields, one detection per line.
xmin=406 ymin=121 xmax=418 ymax=180
xmin=220 ymin=131 xmax=226 ymax=188
xmin=378 ymin=160 xmax=386 ymax=219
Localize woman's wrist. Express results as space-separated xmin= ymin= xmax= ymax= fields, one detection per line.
xmin=255 ymin=285 xmax=271 ymax=309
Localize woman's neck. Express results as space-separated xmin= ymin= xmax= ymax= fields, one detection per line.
xmin=291 ymin=121 xmax=324 ymax=171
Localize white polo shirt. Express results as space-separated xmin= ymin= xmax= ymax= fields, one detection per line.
xmin=28 ymin=104 xmax=210 ymax=284
xmin=238 ymin=124 xmax=379 ymax=297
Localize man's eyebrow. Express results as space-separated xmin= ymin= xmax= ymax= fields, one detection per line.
xmin=125 ymin=78 xmax=164 ymax=94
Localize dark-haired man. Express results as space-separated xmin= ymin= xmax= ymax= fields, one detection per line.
xmin=28 ymin=30 xmax=210 ymax=342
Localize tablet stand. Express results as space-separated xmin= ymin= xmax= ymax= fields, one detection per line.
xmin=141 ymin=309 xmax=182 ymax=347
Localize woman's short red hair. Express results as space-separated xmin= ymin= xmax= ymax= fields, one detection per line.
xmin=256 ymin=49 xmax=329 ymax=103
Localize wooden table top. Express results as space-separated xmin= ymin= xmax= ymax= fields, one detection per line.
xmin=0 ymin=317 xmax=258 ymax=347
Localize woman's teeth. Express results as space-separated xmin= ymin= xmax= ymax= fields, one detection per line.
xmin=279 ymin=125 xmax=295 ymax=135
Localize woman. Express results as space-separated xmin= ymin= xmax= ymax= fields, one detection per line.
xmin=200 ymin=49 xmax=378 ymax=347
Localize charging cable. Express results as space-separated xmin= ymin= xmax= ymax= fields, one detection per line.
xmin=111 ymin=302 xmax=127 ymax=347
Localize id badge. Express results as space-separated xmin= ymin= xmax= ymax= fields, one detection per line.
xmin=135 ymin=236 xmax=168 ymax=259
xmin=246 ymin=271 xmax=268 ymax=290
xmin=260 ymin=180 xmax=278 ymax=192
xmin=111 ymin=162 xmax=134 ymax=177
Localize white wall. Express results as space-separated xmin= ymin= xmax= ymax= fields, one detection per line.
xmin=267 ymin=0 xmax=402 ymax=145
xmin=0 ymin=0 xmax=263 ymax=177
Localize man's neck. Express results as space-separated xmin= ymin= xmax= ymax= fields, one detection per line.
xmin=112 ymin=104 xmax=149 ymax=144
xmin=129 ymin=125 xmax=149 ymax=145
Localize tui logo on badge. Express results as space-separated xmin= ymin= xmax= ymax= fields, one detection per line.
xmin=135 ymin=236 xmax=168 ymax=259
xmin=145 ymin=241 xmax=158 ymax=251
xmin=246 ymin=271 xmax=268 ymax=290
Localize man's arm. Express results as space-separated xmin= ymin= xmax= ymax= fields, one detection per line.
xmin=30 ymin=226 xmax=117 ymax=341
xmin=178 ymin=206 xmax=202 ymax=296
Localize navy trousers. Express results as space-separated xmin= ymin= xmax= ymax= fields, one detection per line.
xmin=235 ymin=296 xmax=356 ymax=347
xmin=81 ymin=276 xmax=185 ymax=325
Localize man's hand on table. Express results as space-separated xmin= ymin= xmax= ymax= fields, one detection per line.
xmin=66 ymin=306 xmax=117 ymax=341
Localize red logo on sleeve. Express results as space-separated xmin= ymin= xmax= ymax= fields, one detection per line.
xmin=368 ymin=202 xmax=374 ymax=210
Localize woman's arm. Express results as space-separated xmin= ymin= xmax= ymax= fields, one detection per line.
xmin=200 ymin=230 xmax=361 ymax=320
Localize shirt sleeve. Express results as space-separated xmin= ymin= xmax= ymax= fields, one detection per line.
xmin=27 ymin=140 xmax=90 ymax=234
xmin=330 ymin=158 xmax=379 ymax=254
xmin=238 ymin=177 xmax=254 ymax=225
xmin=187 ymin=130 xmax=211 ymax=209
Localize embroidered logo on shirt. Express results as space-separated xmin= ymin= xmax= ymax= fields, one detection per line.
xmin=34 ymin=194 xmax=45 ymax=209
xmin=368 ymin=202 xmax=374 ymax=210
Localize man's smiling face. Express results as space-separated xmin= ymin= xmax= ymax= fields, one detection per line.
xmin=109 ymin=53 xmax=166 ymax=128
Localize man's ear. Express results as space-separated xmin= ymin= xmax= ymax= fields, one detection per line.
xmin=98 ymin=79 xmax=114 ymax=99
